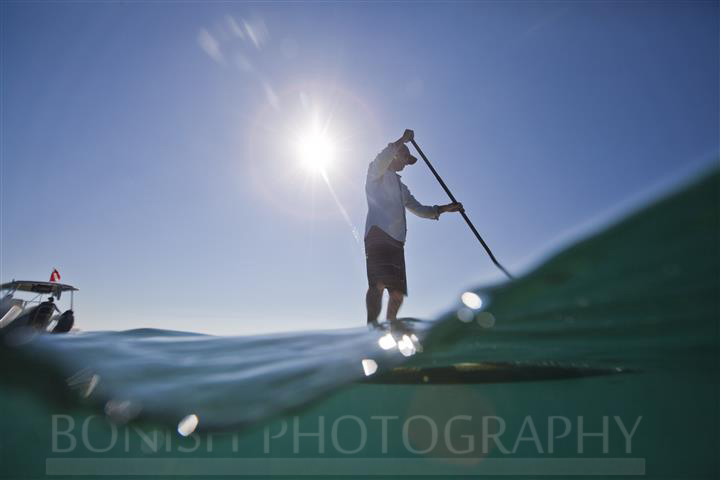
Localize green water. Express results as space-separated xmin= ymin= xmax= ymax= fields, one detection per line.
xmin=1 ymin=170 xmax=717 ymax=478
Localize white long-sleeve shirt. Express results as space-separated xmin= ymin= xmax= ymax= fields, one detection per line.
xmin=364 ymin=143 xmax=440 ymax=243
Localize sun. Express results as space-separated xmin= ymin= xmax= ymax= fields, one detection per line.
xmin=296 ymin=124 xmax=336 ymax=173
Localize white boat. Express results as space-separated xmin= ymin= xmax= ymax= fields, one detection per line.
xmin=0 ymin=280 xmax=77 ymax=333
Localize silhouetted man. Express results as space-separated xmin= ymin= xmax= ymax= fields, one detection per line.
xmin=364 ymin=129 xmax=462 ymax=326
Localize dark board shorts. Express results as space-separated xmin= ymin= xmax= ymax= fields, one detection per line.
xmin=365 ymin=226 xmax=408 ymax=296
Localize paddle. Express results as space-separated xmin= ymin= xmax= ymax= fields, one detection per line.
xmin=410 ymin=138 xmax=514 ymax=281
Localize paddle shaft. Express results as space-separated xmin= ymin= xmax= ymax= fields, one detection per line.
xmin=409 ymin=139 xmax=514 ymax=281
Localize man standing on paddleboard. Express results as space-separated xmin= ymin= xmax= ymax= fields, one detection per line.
xmin=364 ymin=129 xmax=463 ymax=326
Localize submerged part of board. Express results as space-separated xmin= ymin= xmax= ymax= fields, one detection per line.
xmin=364 ymin=361 xmax=632 ymax=384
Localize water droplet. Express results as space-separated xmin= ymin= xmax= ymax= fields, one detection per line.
xmin=457 ymin=307 xmax=474 ymax=323
xmin=397 ymin=335 xmax=416 ymax=357
xmin=84 ymin=374 xmax=100 ymax=398
xmin=476 ymin=312 xmax=496 ymax=328
xmin=361 ymin=359 xmax=378 ymax=376
xmin=461 ymin=292 xmax=483 ymax=309
xmin=378 ymin=333 xmax=397 ymax=350
xmin=408 ymin=333 xmax=423 ymax=353
xmin=177 ymin=414 xmax=199 ymax=437
xmin=104 ymin=399 xmax=140 ymax=424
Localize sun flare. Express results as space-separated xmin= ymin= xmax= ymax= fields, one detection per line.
xmin=296 ymin=125 xmax=336 ymax=173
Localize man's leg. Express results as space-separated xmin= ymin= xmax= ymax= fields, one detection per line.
xmin=366 ymin=283 xmax=384 ymax=325
xmin=386 ymin=289 xmax=404 ymax=322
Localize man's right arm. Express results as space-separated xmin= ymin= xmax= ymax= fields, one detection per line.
xmin=367 ymin=129 xmax=414 ymax=180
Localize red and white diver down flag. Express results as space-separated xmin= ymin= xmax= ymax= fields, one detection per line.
xmin=49 ymin=268 xmax=61 ymax=283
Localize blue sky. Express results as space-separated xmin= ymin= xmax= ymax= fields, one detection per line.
xmin=2 ymin=1 xmax=718 ymax=334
